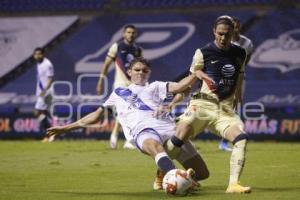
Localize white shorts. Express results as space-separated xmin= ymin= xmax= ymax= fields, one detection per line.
xmin=134 ymin=128 xmax=198 ymax=162
xmin=35 ymin=95 xmax=52 ymax=111
xmin=134 ymin=128 xmax=171 ymax=152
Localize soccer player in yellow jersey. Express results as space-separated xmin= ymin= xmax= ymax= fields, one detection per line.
xmin=219 ymin=16 xmax=254 ymax=151
xmin=166 ymin=16 xmax=251 ymax=194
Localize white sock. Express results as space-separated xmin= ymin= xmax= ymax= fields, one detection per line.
xmin=165 ymin=139 xmax=181 ymax=159
xmin=111 ymin=122 xmax=120 ymax=137
xmin=229 ymin=139 xmax=247 ymax=185
xmin=37 ymin=114 xmax=46 ymax=122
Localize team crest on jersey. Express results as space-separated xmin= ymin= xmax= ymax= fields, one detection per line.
xmin=115 ymin=88 xmax=153 ymax=111
xmin=249 ymin=28 xmax=300 ymax=73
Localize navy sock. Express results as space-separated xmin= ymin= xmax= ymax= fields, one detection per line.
xmin=155 ymin=152 xmax=175 ymax=173
xmin=171 ymin=135 xmax=184 ymax=147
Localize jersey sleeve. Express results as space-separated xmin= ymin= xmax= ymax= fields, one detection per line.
xmin=46 ymin=61 xmax=54 ymax=77
xmin=103 ymin=91 xmax=117 ymax=107
xmin=190 ymin=48 xmax=204 ymax=73
xmin=239 ymin=48 xmax=247 ymax=73
xmin=137 ymin=46 xmax=143 ymax=57
xmin=152 ymin=81 xmax=169 ymax=101
xmin=247 ymin=40 xmax=254 ymax=55
xmin=107 ymin=43 xmax=118 ymax=59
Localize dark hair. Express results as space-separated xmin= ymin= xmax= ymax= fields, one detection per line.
xmin=33 ymin=47 xmax=45 ymax=54
xmin=124 ymin=24 xmax=136 ymax=31
xmin=214 ymin=15 xmax=234 ymax=29
xmin=129 ymin=57 xmax=151 ymax=69
xmin=232 ymin=16 xmax=240 ymax=24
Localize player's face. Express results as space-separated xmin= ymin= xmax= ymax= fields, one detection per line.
xmin=128 ymin=62 xmax=151 ymax=86
xmin=33 ymin=50 xmax=44 ymax=63
xmin=213 ymin=24 xmax=233 ymax=50
xmin=123 ymin=27 xmax=137 ymax=44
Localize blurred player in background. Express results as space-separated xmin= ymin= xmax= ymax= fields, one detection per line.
xmin=166 ymin=16 xmax=251 ymax=194
xmin=33 ymin=47 xmax=55 ymax=143
xmin=219 ymin=16 xmax=254 ymax=152
xmin=48 ymin=58 xmax=209 ymax=190
xmin=232 ymin=17 xmax=254 ymax=64
xmin=96 ymin=24 xmax=142 ymax=149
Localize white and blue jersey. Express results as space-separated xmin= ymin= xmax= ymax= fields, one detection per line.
xmin=35 ymin=57 xmax=54 ymax=97
xmin=34 ymin=57 xmax=54 ymax=111
xmin=103 ymin=81 xmax=176 ymax=145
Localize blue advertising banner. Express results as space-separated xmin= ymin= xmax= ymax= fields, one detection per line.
xmin=1 ymin=109 xmax=300 ymax=141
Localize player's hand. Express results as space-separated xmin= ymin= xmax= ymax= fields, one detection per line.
xmin=194 ymin=70 xmax=215 ymax=84
xmin=153 ymin=104 xmax=172 ymax=119
xmin=46 ymin=126 xmax=66 ymax=137
xmin=39 ymin=90 xmax=46 ymax=97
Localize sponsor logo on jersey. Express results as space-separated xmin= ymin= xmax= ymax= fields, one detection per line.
xmin=211 ymin=60 xmax=218 ymax=64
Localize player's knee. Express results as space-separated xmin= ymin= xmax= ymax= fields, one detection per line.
xmin=142 ymin=139 xmax=164 ymax=158
xmin=232 ymin=133 xmax=248 ymax=145
xmin=224 ymin=124 xmax=245 ymax=142
xmin=176 ymin=122 xmax=193 ymax=140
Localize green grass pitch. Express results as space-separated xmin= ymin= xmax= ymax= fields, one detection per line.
xmin=0 ymin=140 xmax=299 ymax=200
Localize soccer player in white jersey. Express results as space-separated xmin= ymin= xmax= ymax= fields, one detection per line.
xmin=47 ymin=57 xmax=210 ymax=189
xmin=232 ymin=17 xmax=254 ymax=64
xmin=33 ymin=47 xmax=55 ymax=143
xmin=96 ymin=24 xmax=142 ymax=149
xmin=219 ymin=16 xmax=254 ymax=152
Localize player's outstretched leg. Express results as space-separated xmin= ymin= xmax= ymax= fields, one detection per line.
xmin=136 ymin=130 xmax=176 ymax=190
xmin=226 ymin=131 xmax=251 ymax=194
xmin=36 ymin=111 xmax=54 ymax=143
xmin=165 ymin=123 xmax=193 ymax=158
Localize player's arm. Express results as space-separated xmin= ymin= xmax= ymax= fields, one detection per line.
xmin=153 ymin=89 xmax=190 ymax=119
xmin=167 ymin=74 xmax=197 ymax=94
xmin=96 ymin=43 xmax=117 ymax=95
xmin=168 ymin=70 xmax=213 ymax=94
xmin=168 ymin=48 xmax=215 ymax=94
xmin=47 ymin=107 xmax=104 ymax=136
xmin=245 ymin=40 xmax=254 ymax=65
xmin=245 ymin=53 xmax=252 ymax=65
xmin=39 ymin=76 xmax=54 ymax=97
xmin=169 ymin=88 xmax=191 ymax=109
xmin=96 ymin=56 xmax=114 ymax=95
xmin=234 ymin=51 xmax=247 ymax=109
xmin=190 ymin=49 xmax=215 ymax=83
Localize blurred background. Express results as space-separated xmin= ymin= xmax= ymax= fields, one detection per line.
xmin=0 ymin=0 xmax=299 ymax=141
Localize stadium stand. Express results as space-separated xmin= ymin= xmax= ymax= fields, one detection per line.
xmin=0 ymin=0 xmax=107 ymax=13
xmin=0 ymin=16 xmax=80 ymax=88
xmin=120 ymin=0 xmax=284 ymax=9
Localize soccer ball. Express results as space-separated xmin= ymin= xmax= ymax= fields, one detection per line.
xmin=162 ymin=169 xmax=195 ymax=196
